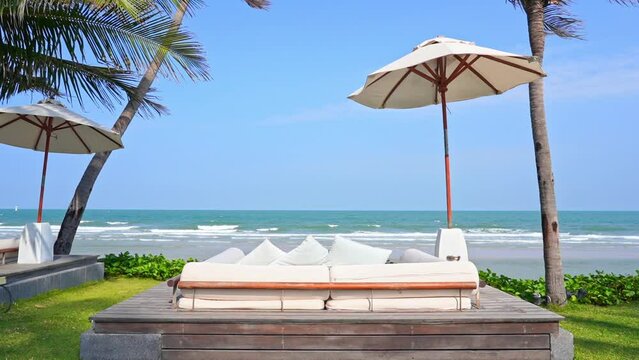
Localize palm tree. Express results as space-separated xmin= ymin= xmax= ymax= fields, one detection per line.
xmin=507 ymin=0 xmax=638 ymax=305
xmin=53 ymin=0 xmax=270 ymax=254
xmin=1 ymin=0 xmax=210 ymax=114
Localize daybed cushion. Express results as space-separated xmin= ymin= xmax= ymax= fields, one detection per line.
xmin=399 ymin=248 xmax=444 ymax=263
xmin=326 ymin=297 xmax=471 ymax=311
xmin=238 ymin=239 xmax=285 ymax=265
xmin=203 ymin=247 xmax=245 ymax=263
xmin=178 ymin=297 xmax=325 ymax=310
xmin=327 ymin=236 xmax=392 ymax=265
xmin=271 ymin=235 xmax=328 ymax=266
xmin=179 ymin=262 xmax=330 ymax=301
xmin=329 ymin=261 xmax=479 ymax=300
xmin=0 ymin=238 xmax=19 ymax=250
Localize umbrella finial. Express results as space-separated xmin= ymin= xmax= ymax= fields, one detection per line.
xmin=37 ymin=98 xmax=65 ymax=108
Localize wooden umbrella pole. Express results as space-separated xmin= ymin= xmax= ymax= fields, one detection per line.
xmin=37 ymin=118 xmax=52 ymax=223
xmin=441 ymin=89 xmax=452 ymax=229
xmin=438 ymin=57 xmax=452 ymax=229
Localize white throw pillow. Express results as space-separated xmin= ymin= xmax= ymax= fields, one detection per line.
xmin=271 ymin=235 xmax=328 ymax=266
xmin=327 ymin=235 xmax=392 ymax=266
xmin=238 ymin=239 xmax=285 ymax=265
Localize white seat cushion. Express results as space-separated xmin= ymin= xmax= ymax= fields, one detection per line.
xmin=329 ymin=261 xmax=478 ymax=300
xmin=327 ymin=236 xmax=392 ymax=265
xmin=271 ymin=235 xmax=328 ymax=266
xmin=0 ymin=238 xmax=19 ymax=250
xmin=179 ymin=262 xmax=330 ymax=301
xmin=326 ymin=297 xmax=471 ymax=311
xmin=178 ymin=298 xmax=325 ymax=310
xmin=238 ymin=239 xmax=285 ymax=265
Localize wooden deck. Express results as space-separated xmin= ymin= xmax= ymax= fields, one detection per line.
xmin=89 ymin=284 xmax=564 ymax=359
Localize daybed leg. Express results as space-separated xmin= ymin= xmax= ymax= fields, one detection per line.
xmin=171 ymin=287 xmax=178 ymax=310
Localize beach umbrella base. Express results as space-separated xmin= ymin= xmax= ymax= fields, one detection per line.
xmin=17 ymin=222 xmax=55 ymax=264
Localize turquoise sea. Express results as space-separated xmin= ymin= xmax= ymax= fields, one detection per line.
xmin=1 ymin=210 xmax=637 ymax=278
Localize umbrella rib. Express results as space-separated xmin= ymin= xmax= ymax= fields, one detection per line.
xmin=33 ymin=125 xmax=45 ymax=150
xmin=67 ymin=122 xmax=92 ymax=153
xmin=0 ymin=116 xmax=22 ymax=129
xmin=454 ymin=56 xmax=500 ymax=95
xmin=480 ymin=55 xmax=544 ymax=76
xmin=409 ymin=67 xmax=437 ymax=84
xmin=88 ymin=126 xmax=123 ymax=148
xmin=33 ymin=115 xmax=46 ymax=127
xmin=365 ymin=72 xmax=391 ymax=89
xmin=381 ymin=69 xmax=412 ymax=108
xmin=54 ymin=123 xmax=81 ymax=131
xmin=421 ymin=62 xmax=439 ymax=80
xmin=53 ymin=122 xmax=79 ymax=131
xmin=445 ymin=55 xmax=470 ymax=83
xmin=446 ymin=55 xmax=481 ymax=86
xmin=1 ymin=114 xmax=45 ymax=130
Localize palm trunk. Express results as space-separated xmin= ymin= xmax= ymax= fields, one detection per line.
xmin=525 ymin=0 xmax=566 ymax=305
xmin=53 ymin=2 xmax=190 ymax=254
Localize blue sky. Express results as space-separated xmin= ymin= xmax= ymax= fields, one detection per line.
xmin=1 ymin=1 xmax=638 ymax=211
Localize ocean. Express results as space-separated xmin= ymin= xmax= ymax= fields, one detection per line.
xmin=1 ymin=210 xmax=637 ymax=278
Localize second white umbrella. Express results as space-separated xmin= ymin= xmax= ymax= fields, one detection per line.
xmin=349 ymin=36 xmax=545 ymax=228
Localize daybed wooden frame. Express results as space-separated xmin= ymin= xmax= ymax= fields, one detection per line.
xmin=167 ymin=275 xmax=480 ymax=311
xmin=0 ymin=247 xmax=18 ymax=265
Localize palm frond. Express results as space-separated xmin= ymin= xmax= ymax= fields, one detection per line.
xmin=505 ymin=0 xmax=582 ymax=39
xmin=0 ymin=43 xmax=166 ymax=115
xmin=0 ymin=1 xmax=210 ymax=81
xmin=243 ymin=0 xmax=270 ymax=9
xmin=543 ymin=1 xmax=582 ymax=39
xmin=608 ymin=0 xmax=639 ymax=5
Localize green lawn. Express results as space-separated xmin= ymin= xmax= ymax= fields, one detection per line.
xmin=552 ymin=302 xmax=639 ymax=360
xmin=0 ymin=278 xmax=159 ymax=359
xmin=0 ymin=278 xmax=637 ymax=359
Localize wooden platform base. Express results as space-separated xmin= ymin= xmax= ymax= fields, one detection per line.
xmin=84 ymin=284 xmax=568 ymax=359
xmin=0 ymin=255 xmax=103 ymax=302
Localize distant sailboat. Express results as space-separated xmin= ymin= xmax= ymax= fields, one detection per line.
xmin=14 ymin=205 xmax=18 ymax=212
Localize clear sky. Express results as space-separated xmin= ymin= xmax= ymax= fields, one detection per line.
xmin=1 ymin=1 xmax=637 ymax=211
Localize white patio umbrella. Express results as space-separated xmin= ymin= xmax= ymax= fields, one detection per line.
xmin=0 ymin=99 xmax=123 ymax=222
xmin=349 ymin=36 xmax=545 ymax=228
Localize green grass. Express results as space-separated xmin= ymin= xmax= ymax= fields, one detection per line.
xmin=552 ymin=302 xmax=639 ymax=360
xmin=0 ymin=277 xmax=159 ymax=360
xmin=0 ymin=278 xmax=637 ymax=359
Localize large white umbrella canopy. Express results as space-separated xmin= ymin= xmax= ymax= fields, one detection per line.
xmin=0 ymin=99 xmax=123 ymax=222
xmin=349 ymin=36 xmax=545 ymax=227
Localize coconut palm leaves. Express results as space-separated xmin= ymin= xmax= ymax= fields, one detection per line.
xmin=0 ymin=0 xmax=209 ymax=114
xmin=506 ymin=0 xmax=639 ymax=39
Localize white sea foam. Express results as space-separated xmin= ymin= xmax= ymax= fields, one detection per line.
xmin=368 ymin=224 xmax=381 ymax=228
xmin=257 ymin=227 xmax=279 ymax=232
xmin=80 ymin=220 xmax=93 ymax=224
xmin=139 ymin=238 xmax=176 ymax=242
xmin=197 ymin=225 xmax=238 ymax=233
xmin=107 ymin=221 xmax=128 ymax=225
xmin=328 ymin=224 xmax=339 ymax=228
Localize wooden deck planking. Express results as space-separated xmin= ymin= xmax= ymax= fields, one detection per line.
xmin=89 ymin=282 xmax=562 ymax=359
xmin=92 ymin=283 xmax=562 ymax=326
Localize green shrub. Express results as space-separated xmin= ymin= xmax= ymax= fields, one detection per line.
xmin=101 ymin=252 xmax=197 ymax=280
xmin=480 ymin=269 xmax=639 ymax=306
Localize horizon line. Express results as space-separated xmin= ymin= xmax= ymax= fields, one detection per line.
xmin=2 ymin=208 xmax=638 ymax=212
